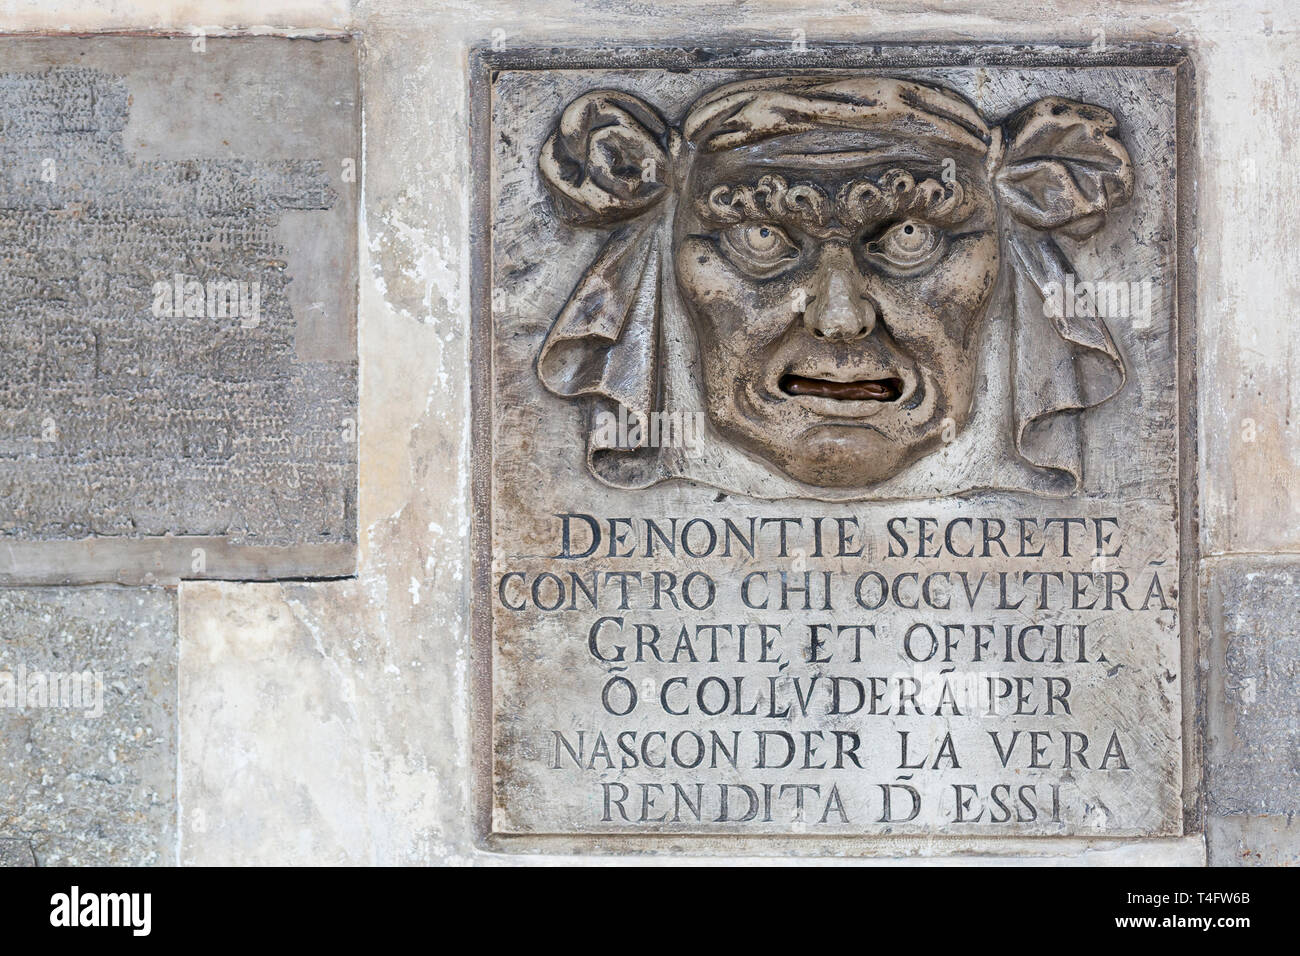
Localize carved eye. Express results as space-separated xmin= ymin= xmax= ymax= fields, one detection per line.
xmin=720 ymin=222 xmax=800 ymax=276
xmin=865 ymin=219 xmax=944 ymax=271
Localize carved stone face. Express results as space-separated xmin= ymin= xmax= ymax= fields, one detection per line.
xmin=673 ymin=138 xmax=1001 ymax=487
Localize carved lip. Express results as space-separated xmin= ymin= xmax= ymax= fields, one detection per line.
xmin=779 ymin=374 xmax=904 ymax=402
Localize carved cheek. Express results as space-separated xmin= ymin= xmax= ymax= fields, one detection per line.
xmin=945 ymin=233 xmax=1000 ymax=311
xmin=871 ymin=287 xmax=973 ymax=394
xmin=904 ymin=235 xmax=999 ymax=344
xmin=945 ymin=238 xmax=1000 ymax=351
xmin=872 ymin=281 xmax=952 ymax=348
xmin=674 ymin=238 xmax=794 ymax=346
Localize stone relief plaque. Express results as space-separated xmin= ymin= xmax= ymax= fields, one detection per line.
xmin=475 ymin=47 xmax=1192 ymax=840
xmin=0 ymin=37 xmax=358 ymax=584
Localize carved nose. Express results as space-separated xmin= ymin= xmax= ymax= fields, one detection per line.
xmin=803 ymin=262 xmax=878 ymax=340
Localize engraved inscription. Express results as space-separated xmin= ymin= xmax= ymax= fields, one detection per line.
xmin=484 ymin=60 xmax=1185 ymax=838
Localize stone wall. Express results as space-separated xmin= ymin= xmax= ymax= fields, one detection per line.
xmin=0 ymin=0 xmax=1295 ymax=866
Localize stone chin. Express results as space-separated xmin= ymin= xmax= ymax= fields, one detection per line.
xmin=737 ymin=422 xmax=952 ymax=488
xmin=782 ymin=424 xmax=914 ymax=487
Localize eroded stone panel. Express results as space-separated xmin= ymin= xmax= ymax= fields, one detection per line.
xmin=0 ymin=587 xmax=176 ymax=865
xmin=0 ymin=37 xmax=358 ymax=583
xmin=480 ymin=52 xmax=1190 ymax=840
xmin=177 ymin=581 xmax=458 ymax=866
xmin=1205 ymin=559 xmax=1300 ymax=865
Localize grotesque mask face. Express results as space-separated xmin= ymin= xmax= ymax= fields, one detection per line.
xmin=674 ymin=141 xmax=1001 ymax=487
xmin=535 ymin=78 xmax=1133 ymax=496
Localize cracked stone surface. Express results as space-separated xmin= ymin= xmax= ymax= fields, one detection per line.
xmin=0 ymin=587 xmax=176 ymax=866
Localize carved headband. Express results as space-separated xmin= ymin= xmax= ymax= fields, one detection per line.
xmin=536 ymin=76 xmax=1135 ymax=493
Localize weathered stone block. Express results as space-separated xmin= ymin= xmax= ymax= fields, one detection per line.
xmin=1204 ymin=559 xmax=1300 ymax=865
xmin=177 ymin=581 xmax=457 ymax=865
xmin=0 ymin=586 xmax=176 ymax=865
xmin=0 ymin=37 xmax=358 ymax=583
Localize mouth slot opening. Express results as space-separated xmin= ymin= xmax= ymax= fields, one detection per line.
xmin=780 ymin=374 xmax=903 ymax=402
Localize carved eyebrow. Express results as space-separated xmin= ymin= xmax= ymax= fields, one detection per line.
xmin=764 ymin=149 xmax=948 ymax=168
xmin=696 ymin=170 xmax=973 ymax=233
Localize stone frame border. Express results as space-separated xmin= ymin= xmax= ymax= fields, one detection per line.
xmin=468 ymin=39 xmax=1200 ymax=858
